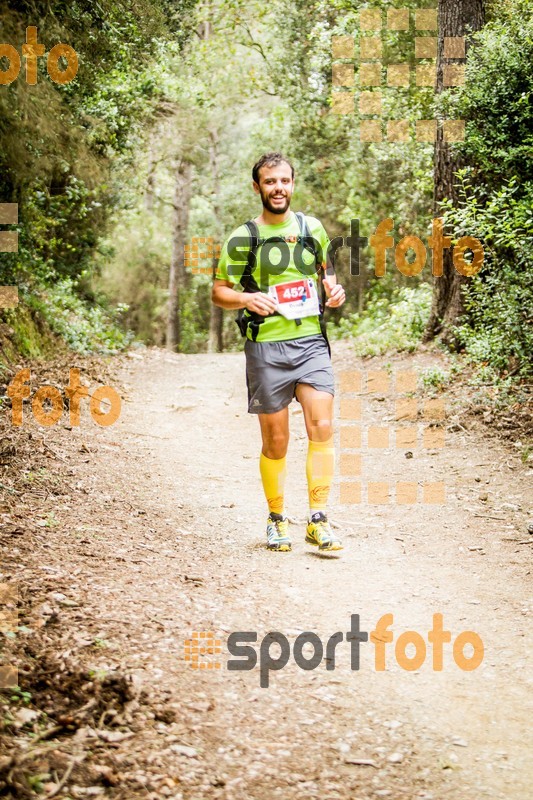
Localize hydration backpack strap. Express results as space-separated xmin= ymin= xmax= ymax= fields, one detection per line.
xmin=235 ymin=220 xmax=268 ymax=341
xmin=295 ymin=212 xmax=317 ymax=257
xmin=240 ymin=220 xmax=260 ymax=291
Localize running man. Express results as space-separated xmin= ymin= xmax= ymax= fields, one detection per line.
xmin=211 ymin=152 xmax=346 ymax=552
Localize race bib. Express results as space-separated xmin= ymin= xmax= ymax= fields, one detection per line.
xmin=269 ymin=278 xmax=320 ymax=320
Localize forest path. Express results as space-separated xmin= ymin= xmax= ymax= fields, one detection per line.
xmin=8 ymin=344 xmax=532 ymax=799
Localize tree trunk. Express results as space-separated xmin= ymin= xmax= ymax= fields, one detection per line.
xmin=424 ymin=0 xmax=485 ymax=343
xmin=207 ymin=128 xmax=224 ymax=353
xmin=166 ymin=160 xmax=193 ymax=351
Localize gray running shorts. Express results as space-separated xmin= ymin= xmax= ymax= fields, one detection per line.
xmin=244 ymin=334 xmax=335 ymax=414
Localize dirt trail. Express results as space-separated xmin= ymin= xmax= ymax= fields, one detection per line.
xmin=3 ymin=345 xmax=532 ymax=799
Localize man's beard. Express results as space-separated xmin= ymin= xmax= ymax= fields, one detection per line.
xmin=260 ymin=188 xmax=291 ymax=214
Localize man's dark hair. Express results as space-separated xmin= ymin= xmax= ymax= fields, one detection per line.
xmin=252 ymin=152 xmax=294 ymax=185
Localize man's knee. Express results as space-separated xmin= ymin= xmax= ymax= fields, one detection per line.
xmin=262 ymin=429 xmax=289 ymax=459
xmin=310 ymin=418 xmax=333 ymax=442
xmin=307 ymin=392 xmax=333 ymax=441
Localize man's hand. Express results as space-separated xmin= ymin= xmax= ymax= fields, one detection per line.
xmin=244 ymin=292 xmax=277 ymax=316
xmin=323 ymin=276 xmax=346 ymax=308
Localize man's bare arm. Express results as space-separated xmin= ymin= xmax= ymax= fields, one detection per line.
xmin=211 ymin=279 xmax=276 ymax=315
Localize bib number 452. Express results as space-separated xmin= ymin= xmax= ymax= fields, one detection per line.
xmin=282 ymin=285 xmax=305 ymax=300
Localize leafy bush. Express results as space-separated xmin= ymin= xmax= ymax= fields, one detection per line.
xmin=419 ymin=366 xmax=450 ymax=393
xmin=445 ymin=12 xmax=533 ymax=189
xmin=439 ymin=9 xmax=533 ymax=379
xmin=332 ymin=284 xmax=432 ymax=356
xmin=28 ymin=279 xmax=133 ymax=355
xmin=452 ymin=180 xmax=533 ymax=377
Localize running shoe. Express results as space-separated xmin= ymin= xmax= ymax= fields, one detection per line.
xmin=305 ymin=512 xmax=343 ymax=551
xmin=266 ymin=513 xmax=291 ymax=551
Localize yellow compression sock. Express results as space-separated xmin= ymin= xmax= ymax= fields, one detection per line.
xmin=306 ymin=436 xmax=335 ymax=513
xmin=260 ymin=452 xmax=287 ymax=516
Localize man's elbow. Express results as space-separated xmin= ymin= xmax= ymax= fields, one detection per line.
xmin=211 ymin=286 xmax=223 ymax=307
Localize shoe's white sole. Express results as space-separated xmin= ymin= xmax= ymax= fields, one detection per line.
xmin=267 ymin=543 xmax=292 ymax=552
xmin=305 ymin=535 xmax=343 ymax=551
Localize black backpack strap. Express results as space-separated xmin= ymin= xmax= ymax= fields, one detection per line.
xmin=235 ymin=220 xmax=269 ymax=341
xmin=295 ymin=211 xmax=318 ymax=261
xmin=239 ymin=220 xmax=260 ymax=291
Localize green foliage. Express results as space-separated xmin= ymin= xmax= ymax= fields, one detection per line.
xmin=332 ymin=284 xmax=432 ymax=356
xmin=420 ymin=366 xmax=450 ymax=392
xmin=443 ymin=14 xmax=533 ymax=187
xmin=468 ymin=367 xmax=531 ymax=410
xmin=438 ymin=9 xmax=533 ymax=379
xmin=28 ymin=279 xmax=133 ymax=355
xmin=0 ymin=0 xmax=197 ymax=358
xmin=0 ymin=305 xmax=61 ymax=366
xmin=9 ymin=687 xmax=32 ymax=705
xmin=95 ymin=213 xmax=170 ymax=345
